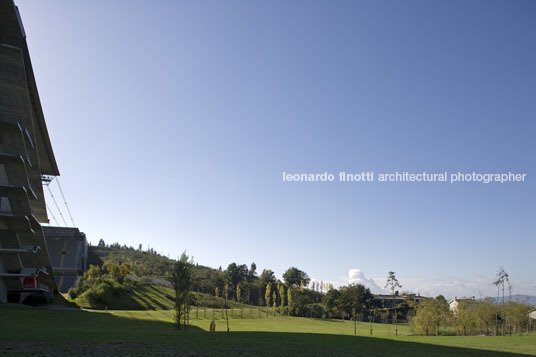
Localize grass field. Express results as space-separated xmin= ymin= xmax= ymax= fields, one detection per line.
xmin=1 ymin=304 xmax=535 ymax=356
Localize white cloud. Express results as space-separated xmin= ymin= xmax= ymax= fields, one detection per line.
xmin=372 ymin=275 xmax=536 ymax=300
xmin=348 ymin=268 xmax=384 ymax=293
xmin=329 ymin=270 xmax=536 ymax=299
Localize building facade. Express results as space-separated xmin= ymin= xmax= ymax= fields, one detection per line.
xmin=0 ymin=0 xmax=60 ymax=303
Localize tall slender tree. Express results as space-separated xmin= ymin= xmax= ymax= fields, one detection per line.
xmin=493 ymin=266 xmax=509 ymax=336
xmin=385 ymin=271 xmax=402 ymax=336
xmin=265 ymin=282 xmax=272 ymax=316
xmin=279 ymin=284 xmax=286 ymax=315
xmin=272 ymin=291 xmax=277 ymax=316
xmin=224 ymin=283 xmax=230 ymax=332
xmin=168 ymin=252 xmax=193 ymax=331
xmin=287 ymin=287 xmax=293 ymax=315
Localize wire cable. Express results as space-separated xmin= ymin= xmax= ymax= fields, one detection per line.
xmin=46 ymin=183 xmax=68 ymax=226
xmin=56 ymin=177 xmax=76 ymax=227
xmin=46 ymin=203 xmax=60 ymax=226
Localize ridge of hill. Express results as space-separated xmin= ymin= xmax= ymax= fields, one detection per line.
xmin=88 ymin=246 xmax=221 ymax=293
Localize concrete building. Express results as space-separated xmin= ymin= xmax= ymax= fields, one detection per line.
xmin=0 ymin=0 xmax=60 ymax=303
xmin=43 ymin=226 xmax=88 ymax=293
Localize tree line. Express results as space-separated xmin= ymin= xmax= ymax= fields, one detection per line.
xmin=411 ymin=296 xmax=533 ymax=336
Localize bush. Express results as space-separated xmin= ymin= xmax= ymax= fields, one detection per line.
xmin=68 ymin=276 xmax=86 ymax=299
xmin=82 ymin=279 xmax=130 ymax=306
xmin=307 ymin=303 xmax=326 ymax=318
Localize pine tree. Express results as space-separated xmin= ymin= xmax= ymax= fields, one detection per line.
xmin=236 ymin=284 xmax=241 ymax=303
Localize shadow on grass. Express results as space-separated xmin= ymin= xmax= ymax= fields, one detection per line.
xmin=210 ymin=331 xmax=531 ymax=356
xmin=131 ymin=288 xmax=168 ymax=310
xmin=0 ymin=305 xmax=531 ymax=356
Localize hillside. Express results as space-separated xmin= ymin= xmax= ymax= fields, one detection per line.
xmin=71 ymin=284 xmax=175 ymax=310
xmin=68 ymin=282 xmax=253 ymax=311
xmin=88 ymin=245 xmax=222 ymax=294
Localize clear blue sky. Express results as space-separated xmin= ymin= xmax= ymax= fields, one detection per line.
xmin=16 ymin=0 xmax=535 ymax=297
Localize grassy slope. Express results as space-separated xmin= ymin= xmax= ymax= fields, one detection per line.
xmin=1 ymin=304 xmax=534 ymax=356
xmin=69 ymin=284 xmax=250 ymax=310
xmin=72 ymin=284 xmax=176 ymax=310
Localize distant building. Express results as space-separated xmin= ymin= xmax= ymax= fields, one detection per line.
xmin=449 ymin=296 xmax=476 ymax=312
xmin=374 ymin=293 xmax=426 ymax=308
xmin=529 ymin=310 xmax=536 ymax=320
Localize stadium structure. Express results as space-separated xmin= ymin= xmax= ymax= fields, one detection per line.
xmin=43 ymin=226 xmax=88 ymax=293
xmin=0 ymin=0 xmax=87 ymax=303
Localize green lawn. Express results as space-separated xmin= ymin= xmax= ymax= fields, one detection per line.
xmin=1 ymin=304 xmax=535 ymax=356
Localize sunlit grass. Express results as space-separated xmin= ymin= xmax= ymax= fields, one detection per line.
xmin=1 ymin=304 xmax=535 ymax=356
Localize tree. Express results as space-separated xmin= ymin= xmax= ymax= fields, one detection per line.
xmin=475 ymin=299 xmax=496 ymax=335
xmin=265 ymin=282 xmax=272 ymax=309
xmin=337 ymin=284 xmax=372 ymax=320
xmin=236 ymin=284 xmax=241 ymax=303
xmin=435 ymin=295 xmax=447 ymax=305
xmin=454 ymin=300 xmax=477 ymax=336
xmin=223 ymin=283 xmax=230 ymax=331
xmin=249 ymin=262 xmax=257 ymax=278
xmin=259 ymin=269 xmax=276 ymax=286
xmin=85 ymin=264 xmax=101 ymax=283
xmin=287 ymin=287 xmax=293 ymax=314
xmin=168 ymin=252 xmax=193 ymax=330
xmin=215 ymin=287 xmax=219 ymax=298
xmin=98 ymin=239 xmax=105 ymax=247
xmin=272 ymin=291 xmax=277 ymax=316
xmin=323 ymin=288 xmax=341 ymax=318
xmin=385 ymin=271 xmax=402 ymax=336
xmin=504 ymin=302 xmax=532 ymax=335
xmin=283 ymin=267 xmax=310 ymax=288
xmin=411 ymin=298 xmax=449 ymax=336
xmin=493 ymin=266 xmax=509 ymax=335
xmin=246 ymin=262 xmax=258 ymax=304
xmin=279 ymin=283 xmax=286 ymax=314
xmin=225 ymin=263 xmax=248 ymax=298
